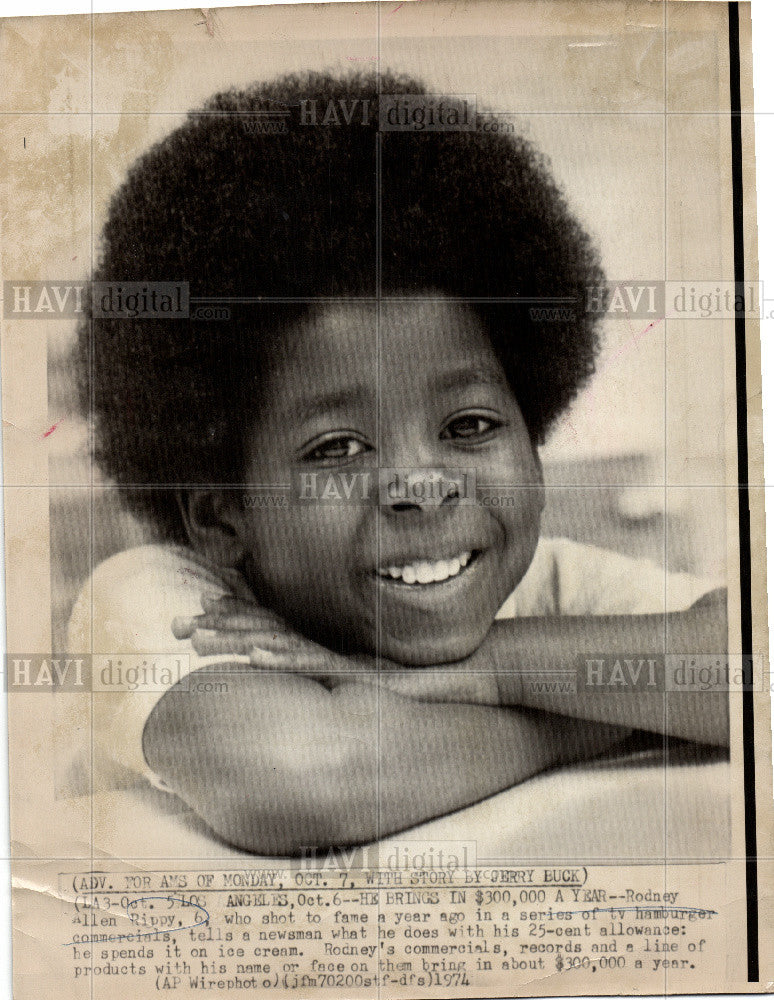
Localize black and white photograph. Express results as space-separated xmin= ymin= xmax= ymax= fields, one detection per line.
xmin=1 ymin=1 xmax=772 ymax=996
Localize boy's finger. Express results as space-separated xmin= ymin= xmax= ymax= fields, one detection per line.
xmin=189 ymin=627 xmax=308 ymax=652
xmin=248 ymin=647 xmax=326 ymax=676
xmin=171 ymin=615 xmax=196 ymax=640
xmin=173 ymin=607 xmax=287 ymax=640
xmin=201 ymin=594 xmax=252 ymax=612
xmin=201 ymin=594 xmax=286 ymax=625
xmin=188 ymin=611 xmax=288 ymax=632
xmin=249 ymin=646 xmax=370 ymax=677
xmin=189 ymin=629 xmax=309 ymax=659
xmin=244 ymin=630 xmax=317 ymax=651
xmin=190 ymin=630 xmax=255 ymax=657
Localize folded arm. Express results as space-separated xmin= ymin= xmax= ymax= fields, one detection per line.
xmin=181 ymin=588 xmax=729 ymax=747
xmin=380 ymin=590 xmax=730 ymax=747
xmin=143 ymin=666 xmax=625 ymax=855
xmin=471 ymin=588 xmax=729 ymax=746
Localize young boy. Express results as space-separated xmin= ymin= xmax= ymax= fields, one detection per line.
xmin=70 ymin=71 xmax=727 ymax=855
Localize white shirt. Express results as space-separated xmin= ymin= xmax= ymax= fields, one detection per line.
xmin=66 ymin=538 xmax=718 ymax=791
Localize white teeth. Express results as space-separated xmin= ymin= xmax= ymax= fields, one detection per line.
xmin=432 ymin=560 xmax=448 ymax=582
xmin=378 ymin=550 xmax=473 ymax=585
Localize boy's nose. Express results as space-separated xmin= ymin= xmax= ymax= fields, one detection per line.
xmin=381 ymin=467 xmax=462 ymax=514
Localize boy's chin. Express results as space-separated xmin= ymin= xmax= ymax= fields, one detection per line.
xmin=376 ymin=628 xmax=487 ymax=668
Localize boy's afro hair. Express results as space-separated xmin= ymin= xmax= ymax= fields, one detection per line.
xmin=78 ymin=70 xmax=606 ymax=541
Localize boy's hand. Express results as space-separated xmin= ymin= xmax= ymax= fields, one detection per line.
xmin=173 ymin=595 xmax=381 ymax=684
xmin=172 ymin=595 xmax=289 ymax=644
xmin=172 ymin=595 xmax=499 ymax=703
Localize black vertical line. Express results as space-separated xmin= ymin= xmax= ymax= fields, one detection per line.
xmin=728 ymin=1 xmax=759 ymax=982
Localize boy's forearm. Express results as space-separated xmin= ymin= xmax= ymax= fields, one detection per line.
xmin=142 ymin=667 xmax=524 ymax=853
xmin=330 ymin=684 xmax=625 ymax=842
xmin=477 ymin=591 xmax=729 ymax=746
xmin=144 ymin=667 xmax=626 ymax=854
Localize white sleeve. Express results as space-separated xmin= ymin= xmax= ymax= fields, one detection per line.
xmin=498 ymin=536 xmax=722 ymax=619
xmin=66 ymin=544 xmax=251 ymax=791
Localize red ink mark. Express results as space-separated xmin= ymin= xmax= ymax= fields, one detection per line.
xmin=562 ymin=416 xmax=581 ymax=445
xmin=604 ymin=316 xmax=664 ymax=371
xmin=41 ymin=420 xmax=62 ymax=439
xmin=571 ymin=316 xmax=664 ymax=425
xmin=391 ymin=0 xmax=424 ymax=12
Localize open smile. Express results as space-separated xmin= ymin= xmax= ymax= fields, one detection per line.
xmin=376 ymin=549 xmax=480 ymax=586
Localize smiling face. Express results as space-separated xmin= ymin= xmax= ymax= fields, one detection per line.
xmin=233 ymin=295 xmax=545 ymax=665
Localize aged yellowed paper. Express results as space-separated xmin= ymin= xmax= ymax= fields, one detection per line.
xmin=1 ymin=0 xmax=772 ymax=996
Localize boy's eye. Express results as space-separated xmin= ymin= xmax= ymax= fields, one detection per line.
xmin=301 ymin=434 xmax=371 ymax=463
xmin=441 ymin=413 xmax=503 ymax=442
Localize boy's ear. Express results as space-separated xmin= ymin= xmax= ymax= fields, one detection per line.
xmin=177 ymin=489 xmax=247 ymax=568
